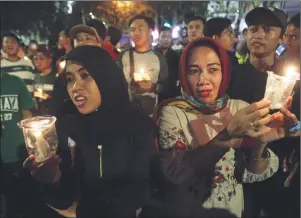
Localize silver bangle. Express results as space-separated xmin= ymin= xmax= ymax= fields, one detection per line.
xmin=252 ymin=150 xmax=270 ymax=162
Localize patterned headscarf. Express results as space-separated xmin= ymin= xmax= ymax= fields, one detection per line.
xmin=154 ymin=37 xmax=231 ymax=120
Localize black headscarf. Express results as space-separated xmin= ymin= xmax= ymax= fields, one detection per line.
xmin=56 ymin=46 xmax=137 ymax=145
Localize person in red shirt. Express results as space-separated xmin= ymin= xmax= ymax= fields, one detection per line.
xmin=104 ymin=26 xmax=122 ymax=60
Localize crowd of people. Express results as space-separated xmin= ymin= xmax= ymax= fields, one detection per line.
xmin=0 ymin=6 xmax=300 ymax=218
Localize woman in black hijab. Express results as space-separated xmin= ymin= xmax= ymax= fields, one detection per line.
xmin=24 ymin=46 xmax=156 ymax=218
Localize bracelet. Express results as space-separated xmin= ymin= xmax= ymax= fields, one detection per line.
xmin=289 ymin=121 xmax=301 ymax=134
xmin=252 ymin=150 xmax=270 ymax=162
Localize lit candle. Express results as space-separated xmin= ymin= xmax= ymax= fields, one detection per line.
xmin=19 ymin=116 xmax=58 ymax=162
xmin=134 ymin=68 xmax=151 ymax=81
xmin=284 ymin=66 xmax=299 ymax=81
xmin=34 ymin=87 xmax=44 ymax=99
xmin=59 ymin=60 xmax=66 ymax=70
xmin=24 ymin=56 xmax=30 ymax=61
xmin=264 ymin=67 xmax=299 ymax=109
xmin=32 ymin=126 xmax=50 ymax=161
xmin=38 ymin=87 xmax=43 ymax=96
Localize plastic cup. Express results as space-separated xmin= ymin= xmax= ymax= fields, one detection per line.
xmin=18 ymin=116 xmax=58 ymax=162
xmin=264 ymin=72 xmax=296 ymax=109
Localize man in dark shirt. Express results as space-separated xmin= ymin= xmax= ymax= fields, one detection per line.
xmin=154 ymin=26 xmax=180 ymax=101
xmin=228 ymin=7 xmax=287 ymax=103
xmin=269 ymin=12 xmax=300 ymax=218
xmin=227 ymin=7 xmax=291 ymax=218
xmin=204 ymin=17 xmax=238 ymax=72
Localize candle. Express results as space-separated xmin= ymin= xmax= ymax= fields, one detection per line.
xmin=134 ymin=68 xmax=151 ymax=81
xmin=284 ymin=66 xmax=299 ymax=80
xmin=32 ymin=127 xmax=50 ymax=161
xmin=38 ymin=88 xmax=43 ymax=98
xmin=59 ymin=60 xmax=66 ymax=70
xmin=19 ymin=116 xmax=58 ymax=162
xmin=34 ymin=87 xmax=46 ymax=99
xmin=264 ymin=67 xmax=299 ymax=109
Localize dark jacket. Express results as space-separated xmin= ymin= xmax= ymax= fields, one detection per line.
xmin=43 ymin=113 xmax=156 ymax=218
xmin=154 ymin=47 xmax=181 ymax=100
xmin=42 ymin=46 xmax=157 ymax=218
xmin=227 ymin=63 xmax=268 ymax=104
xmin=227 ymin=58 xmax=300 ymax=217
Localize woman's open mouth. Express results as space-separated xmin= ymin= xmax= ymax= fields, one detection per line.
xmin=73 ymin=95 xmax=87 ymax=108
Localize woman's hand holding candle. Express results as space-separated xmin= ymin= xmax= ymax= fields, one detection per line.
xmin=278 ymin=96 xmax=300 ymax=137
xmin=226 ymin=99 xmax=272 ymax=138
xmin=242 ymin=96 xmax=300 ymax=143
xmin=23 ymin=154 xmax=62 ymax=184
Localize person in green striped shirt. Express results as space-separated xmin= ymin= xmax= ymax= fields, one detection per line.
xmin=1 ymin=33 xmax=35 ymax=94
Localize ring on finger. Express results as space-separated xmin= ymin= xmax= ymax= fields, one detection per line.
xmin=250 ymin=122 xmax=260 ymax=132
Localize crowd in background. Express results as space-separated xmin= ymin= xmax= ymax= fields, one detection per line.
xmin=0 ymin=5 xmax=300 ymax=218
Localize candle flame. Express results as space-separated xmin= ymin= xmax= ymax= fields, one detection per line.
xmin=24 ymin=56 xmax=30 ymax=61
xmin=37 ymin=88 xmax=43 ymax=94
xmin=285 ymin=66 xmax=299 ymax=80
xmin=140 ymin=68 xmax=144 ymax=74
xmin=33 ymin=129 xmax=42 ymax=137
xmin=59 ymin=60 xmax=66 ymax=69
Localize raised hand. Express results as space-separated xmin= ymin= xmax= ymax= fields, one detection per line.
xmin=227 ymin=99 xmax=271 ymax=138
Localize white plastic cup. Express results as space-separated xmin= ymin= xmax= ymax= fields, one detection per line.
xmin=264 ymin=72 xmax=296 ymax=109
xmin=18 ymin=116 xmax=58 ymax=162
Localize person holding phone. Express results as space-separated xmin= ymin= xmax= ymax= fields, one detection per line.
xmin=269 ymin=12 xmax=300 ymax=218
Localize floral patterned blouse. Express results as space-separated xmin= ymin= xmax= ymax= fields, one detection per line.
xmin=158 ymin=99 xmax=279 ymax=218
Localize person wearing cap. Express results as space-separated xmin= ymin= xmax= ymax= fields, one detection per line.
xmin=33 ymin=45 xmax=56 ymax=115
xmin=104 ymin=26 xmax=122 ymax=60
xmin=69 ymin=19 xmax=120 ymax=61
xmin=227 ymin=7 xmax=289 ymax=217
xmin=117 ymin=14 xmax=169 ymax=117
xmin=69 ymin=19 xmax=106 ymax=48
xmin=228 ymin=7 xmax=287 ymax=103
